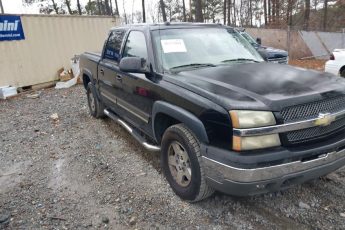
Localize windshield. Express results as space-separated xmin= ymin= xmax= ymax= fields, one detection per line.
xmin=240 ymin=31 xmax=258 ymax=46
xmin=151 ymin=27 xmax=264 ymax=72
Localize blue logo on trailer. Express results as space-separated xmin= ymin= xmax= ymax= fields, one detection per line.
xmin=0 ymin=15 xmax=25 ymax=41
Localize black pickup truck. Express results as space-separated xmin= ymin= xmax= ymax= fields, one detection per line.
xmin=80 ymin=23 xmax=345 ymax=202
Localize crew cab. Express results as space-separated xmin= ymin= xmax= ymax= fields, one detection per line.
xmin=80 ymin=23 xmax=345 ymax=202
xmin=325 ymin=49 xmax=345 ymax=77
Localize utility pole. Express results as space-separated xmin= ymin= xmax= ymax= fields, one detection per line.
xmin=0 ymin=0 xmax=4 ymax=14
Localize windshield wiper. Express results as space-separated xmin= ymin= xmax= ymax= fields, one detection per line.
xmin=170 ymin=63 xmax=217 ymax=71
xmin=221 ymin=58 xmax=260 ymax=63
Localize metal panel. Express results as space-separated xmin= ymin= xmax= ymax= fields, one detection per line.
xmin=0 ymin=15 xmax=118 ymax=87
xmin=299 ymin=31 xmax=329 ymax=59
xmin=317 ymin=32 xmax=345 ymax=52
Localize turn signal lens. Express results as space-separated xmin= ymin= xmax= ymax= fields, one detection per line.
xmin=233 ymin=134 xmax=281 ymax=151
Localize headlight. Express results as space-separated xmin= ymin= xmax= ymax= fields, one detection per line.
xmin=233 ymin=134 xmax=281 ymax=151
xmin=230 ymin=110 xmax=276 ymax=128
xmin=230 ymin=110 xmax=280 ymax=151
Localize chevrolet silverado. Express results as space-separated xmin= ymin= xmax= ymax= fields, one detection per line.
xmin=80 ymin=23 xmax=345 ymax=202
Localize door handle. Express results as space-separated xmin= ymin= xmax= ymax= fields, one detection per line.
xmin=116 ymin=75 xmax=122 ymax=81
xmin=100 ymin=69 xmax=104 ymax=75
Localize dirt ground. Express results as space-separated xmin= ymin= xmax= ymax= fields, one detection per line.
xmin=1 ymin=85 xmax=345 ymax=229
xmin=289 ymin=59 xmax=327 ymax=72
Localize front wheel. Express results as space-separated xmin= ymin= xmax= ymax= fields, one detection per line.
xmin=161 ymin=124 xmax=214 ymax=202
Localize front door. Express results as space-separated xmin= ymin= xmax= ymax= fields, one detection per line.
xmin=117 ymin=30 xmax=155 ymax=135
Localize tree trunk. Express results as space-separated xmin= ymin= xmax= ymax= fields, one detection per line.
xmin=264 ymin=0 xmax=267 ymax=26
xmin=114 ymin=0 xmax=119 ymax=15
xmin=272 ymin=0 xmax=276 ymax=24
xmin=227 ymin=0 xmax=231 ymax=25
xmin=181 ymin=0 xmax=187 ymax=22
xmin=0 ymin=0 xmax=4 ymax=14
xmin=268 ymin=0 xmax=271 ymax=23
xmin=233 ymin=0 xmax=236 ymax=26
xmin=223 ymin=0 xmax=226 ymax=25
xmin=195 ymin=0 xmax=203 ymax=22
xmin=77 ymin=0 xmax=82 ymax=15
xmin=287 ymin=0 xmax=292 ymax=26
xmin=271 ymin=0 xmax=275 ymax=24
xmin=109 ymin=0 xmax=113 ymax=15
xmin=65 ymin=0 xmax=73 ymax=14
xmin=304 ymin=0 xmax=310 ymax=30
xmin=323 ymin=0 xmax=328 ymax=31
xmin=249 ymin=0 xmax=252 ymax=26
xmin=122 ymin=0 xmax=127 ymax=23
xmin=160 ymin=0 xmax=167 ymax=22
xmin=96 ymin=0 xmax=102 ymax=15
xmin=105 ymin=0 xmax=111 ymax=15
xmin=239 ymin=0 xmax=243 ymax=26
xmin=52 ymin=0 xmax=59 ymax=14
xmin=87 ymin=0 xmax=91 ymax=14
xmin=142 ymin=0 xmax=146 ymax=22
xmin=101 ymin=0 xmax=105 ymax=15
xmin=275 ymin=0 xmax=281 ymax=26
xmin=189 ymin=0 xmax=192 ymax=21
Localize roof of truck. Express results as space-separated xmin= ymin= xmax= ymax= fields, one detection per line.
xmin=110 ymin=22 xmax=228 ymax=31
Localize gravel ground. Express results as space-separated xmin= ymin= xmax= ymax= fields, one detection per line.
xmin=1 ymin=85 xmax=345 ymax=229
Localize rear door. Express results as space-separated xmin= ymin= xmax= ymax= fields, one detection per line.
xmin=98 ymin=29 xmax=127 ymax=107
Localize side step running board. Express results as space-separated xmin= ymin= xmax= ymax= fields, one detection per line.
xmin=104 ymin=109 xmax=161 ymax=152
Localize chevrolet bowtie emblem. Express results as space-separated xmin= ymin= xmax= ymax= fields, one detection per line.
xmin=314 ymin=113 xmax=335 ymax=126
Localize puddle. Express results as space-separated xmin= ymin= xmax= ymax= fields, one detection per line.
xmin=48 ymin=158 xmax=66 ymax=190
xmin=48 ymin=157 xmax=90 ymax=196
xmin=0 ymin=161 xmax=31 ymax=194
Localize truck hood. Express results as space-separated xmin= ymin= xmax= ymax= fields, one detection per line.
xmin=258 ymin=46 xmax=288 ymax=58
xmin=164 ymin=63 xmax=345 ymax=111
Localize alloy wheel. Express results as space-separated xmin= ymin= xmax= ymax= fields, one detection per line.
xmin=167 ymin=141 xmax=192 ymax=187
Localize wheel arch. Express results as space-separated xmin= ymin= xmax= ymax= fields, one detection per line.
xmin=152 ymin=101 xmax=209 ymax=144
xmin=340 ymin=65 xmax=345 ymax=77
xmin=82 ymin=69 xmax=94 ymax=90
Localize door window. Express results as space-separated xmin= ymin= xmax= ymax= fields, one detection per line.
xmin=104 ymin=30 xmax=126 ymax=62
xmin=123 ymin=31 xmax=148 ymax=60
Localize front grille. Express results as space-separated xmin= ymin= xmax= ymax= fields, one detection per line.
xmin=281 ymin=95 xmax=345 ymax=122
xmin=267 ymin=57 xmax=288 ymax=64
xmin=286 ymin=116 xmax=345 ymax=143
xmin=281 ymin=95 xmax=345 ymax=144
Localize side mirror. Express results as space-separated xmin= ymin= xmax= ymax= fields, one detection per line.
xmin=119 ymin=57 xmax=148 ymax=73
xmin=256 ymin=37 xmax=262 ymax=45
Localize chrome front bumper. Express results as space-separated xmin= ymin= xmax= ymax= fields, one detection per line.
xmin=202 ymin=148 xmax=345 ymax=183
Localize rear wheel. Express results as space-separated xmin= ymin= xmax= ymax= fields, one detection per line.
xmin=87 ymin=82 xmax=105 ymax=118
xmin=161 ymin=124 xmax=214 ymax=202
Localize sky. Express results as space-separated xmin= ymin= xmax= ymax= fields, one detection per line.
xmin=2 ymin=0 xmax=146 ymax=16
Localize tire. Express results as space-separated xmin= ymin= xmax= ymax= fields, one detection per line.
xmin=340 ymin=68 xmax=345 ymax=78
xmin=161 ymin=124 xmax=215 ymax=202
xmin=86 ymin=82 xmax=105 ymax=118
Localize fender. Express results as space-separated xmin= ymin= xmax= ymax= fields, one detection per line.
xmin=82 ymin=68 xmax=95 ymax=88
xmin=152 ymin=101 xmax=209 ymax=144
xmin=82 ymin=68 xmax=102 ymax=100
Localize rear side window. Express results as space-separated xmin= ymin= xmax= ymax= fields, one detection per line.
xmin=123 ymin=31 xmax=148 ymax=60
xmin=104 ymin=30 xmax=126 ymax=62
